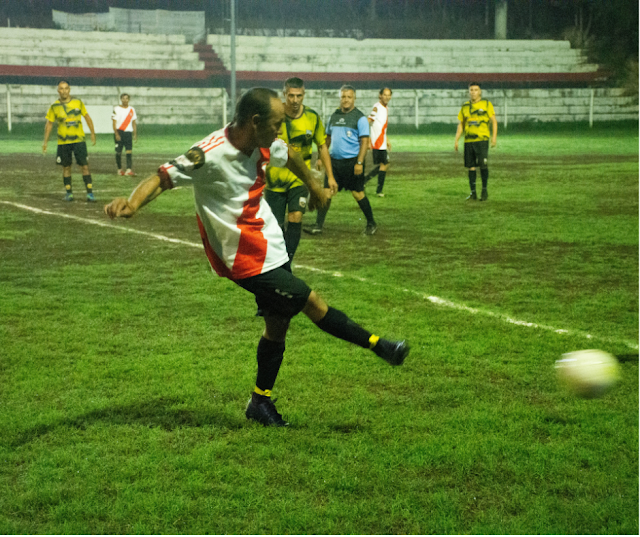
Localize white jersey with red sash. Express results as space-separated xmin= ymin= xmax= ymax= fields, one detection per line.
xmin=368 ymin=101 xmax=388 ymax=150
xmin=158 ymin=127 xmax=290 ymax=280
xmin=112 ymin=105 xmax=137 ymax=132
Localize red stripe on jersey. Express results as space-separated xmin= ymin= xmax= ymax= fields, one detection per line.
xmin=197 ymin=213 xmax=233 ymax=279
xmin=373 ymin=119 xmax=388 ymax=150
xmin=230 ymin=149 xmax=270 ymax=278
xmin=200 ymin=138 xmax=225 ymax=153
xmin=118 ymin=108 xmax=134 ymax=131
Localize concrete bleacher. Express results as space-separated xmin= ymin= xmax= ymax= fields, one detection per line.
xmin=207 ymin=35 xmax=600 ymax=82
xmin=0 ymin=27 xmax=210 ymax=84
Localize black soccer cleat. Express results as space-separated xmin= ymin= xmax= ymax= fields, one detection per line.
xmin=303 ymin=225 xmax=323 ymax=235
xmin=466 ymin=192 xmax=477 ymax=200
xmin=245 ymin=396 xmax=289 ymax=427
xmin=480 ymin=188 xmax=488 ymax=201
xmin=363 ymin=223 xmax=378 ymax=236
xmin=373 ymin=339 xmax=410 ymax=366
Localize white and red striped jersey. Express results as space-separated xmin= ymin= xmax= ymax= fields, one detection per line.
xmin=368 ymin=101 xmax=389 ymax=150
xmin=112 ymin=105 xmax=137 ymax=132
xmin=158 ymin=126 xmax=290 ymax=281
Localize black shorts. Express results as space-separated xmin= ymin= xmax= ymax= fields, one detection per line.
xmin=115 ymin=130 xmax=133 ymax=151
xmin=56 ymin=142 xmax=88 ymax=167
xmin=372 ymin=149 xmax=389 ymax=165
xmin=324 ymin=157 xmax=365 ymax=192
xmin=264 ymin=184 xmax=309 ymax=227
xmin=464 ymin=140 xmax=489 ymax=169
xmin=235 ymin=263 xmax=312 ymax=319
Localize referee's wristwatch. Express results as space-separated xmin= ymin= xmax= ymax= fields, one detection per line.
xmin=356 ymin=161 xmax=363 ymax=165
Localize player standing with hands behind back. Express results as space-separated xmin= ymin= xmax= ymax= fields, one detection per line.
xmin=113 ymin=93 xmax=138 ymax=176
xmin=43 ymin=80 xmax=97 ymax=202
xmin=366 ymin=87 xmax=392 ymax=197
xmin=454 ymin=82 xmax=497 ymax=201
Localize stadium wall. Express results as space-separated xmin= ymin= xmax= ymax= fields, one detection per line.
xmin=1 ymin=85 xmax=636 ymax=130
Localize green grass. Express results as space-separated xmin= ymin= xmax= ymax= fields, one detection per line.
xmin=0 ymin=125 xmax=637 ymax=534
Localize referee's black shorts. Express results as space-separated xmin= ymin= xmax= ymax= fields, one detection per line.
xmin=464 ymin=140 xmax=489 ymax=169
xmin=324 ymin=157 xmax=365 ymax=192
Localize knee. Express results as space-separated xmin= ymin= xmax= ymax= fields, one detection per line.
xmin=302 ymin=290 xmax=328 ymax=323
xmin=263 ymin=316 xmax=290 ymax=342
xmin=352 ymin=190 xmax=365 ymax=201
xmin=288 ymin=211 xmax=303 ymax=224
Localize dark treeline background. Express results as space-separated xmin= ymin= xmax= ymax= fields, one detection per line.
xmin=1 ymin=0 xmax=637 ymax=84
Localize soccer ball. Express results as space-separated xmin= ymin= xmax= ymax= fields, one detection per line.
xmin=555 ymin=349 xmax=621 ymax=398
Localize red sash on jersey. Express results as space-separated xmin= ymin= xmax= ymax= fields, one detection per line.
xmin=118 ymin=108 xmax=134 ymax=131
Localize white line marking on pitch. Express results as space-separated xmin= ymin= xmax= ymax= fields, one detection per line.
xmin=2 ymin=200 xmax=637 ymax=351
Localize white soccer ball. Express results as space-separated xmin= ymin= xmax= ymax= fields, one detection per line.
xmin=555 ymin=349 xmax=621 ymax=398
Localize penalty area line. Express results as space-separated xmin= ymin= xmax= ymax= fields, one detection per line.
xmin=3 ymin=200 xmax=638 ymax=351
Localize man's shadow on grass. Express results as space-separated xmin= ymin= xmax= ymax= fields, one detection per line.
xmin=6 ymin=397 xmax=245 ymax=448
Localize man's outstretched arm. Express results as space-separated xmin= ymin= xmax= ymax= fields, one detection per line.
xmin=104 ymin=174 xmax=166 ymax=218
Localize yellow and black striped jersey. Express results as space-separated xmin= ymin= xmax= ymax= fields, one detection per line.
xmin=457 ymin=99 xmax=495 ymax=142
xmin=45 ymin=97 xmax=88 ymax=145
xmin=266 ymin=106 xmax=326 ymax=192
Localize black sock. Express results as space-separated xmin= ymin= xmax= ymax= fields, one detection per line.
xmin=115 ymin=151 xmax=122 ymax=169
xmin=376 ymin=171 xmax=386 ymax=194
xmin=255 ymin=337 xmax=286 ymax=396
xmin=63 ymin=176 xmax=72 ymax=193
xmin=480 ymin=168 xmax=489 ymax=189
xmin=357 ymin=196 xmax=375 ymax=225
xmin=366 ymin=165 xmax=380 ymax=180
xmin=315 ymin=199 xmax=331 ymax=228
xmin=126 ymin=153 xmax=132 ymax=170
xmin=82 ymin=175 xmax=92 ymax=194
xmin=468 ymin=170 xmax=477 ymax=193
xmin=314 ymin=307 xmax=373 ymax=349
xmin=285 ymin=221 xmax=302 ymax=262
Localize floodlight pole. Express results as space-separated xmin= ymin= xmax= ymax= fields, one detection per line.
xmin=230 ymin=0 xmax=236 ymax=117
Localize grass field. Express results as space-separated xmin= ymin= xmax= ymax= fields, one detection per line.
xmin=0 ymin=123 xmax=638 ymax=534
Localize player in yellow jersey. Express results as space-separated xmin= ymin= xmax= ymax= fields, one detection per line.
xmin=454 ymin=82 xmax=498 ymax=201
xmin=43 ymin=80 xmax=97 ymax=202
xmin=265 ymin=77 xmax=337 ymax=263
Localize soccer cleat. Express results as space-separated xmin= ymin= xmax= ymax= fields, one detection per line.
xmin=373 ymin=339 xmax=410 ymax=366
xmin=480 ymin=188 xmax=488 ymax=201
xmin=124 ymin=169 xmax=136 ymax=176
xmin=65 ymin=192 xmax=74 ymax=202
xmin=363 ymin=223 xmax=378 ymax=236
xmin=245 ymin=396 xmax=288 ymax=427
xmin=466 ymin=192 xmax=477 ymax=200
xmin=117 ymin=169 xmax=125 ymax=176
xmin=303 ymin=225 xmax=323 ymax=235
xmin=86 ymin=192 xmax=96 ymax=202
xmin=376 ymin=192 xmax=385 ymax=198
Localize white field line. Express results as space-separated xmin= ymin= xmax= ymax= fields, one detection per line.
xmin=2 ymin=200 xmax=638 ymax=351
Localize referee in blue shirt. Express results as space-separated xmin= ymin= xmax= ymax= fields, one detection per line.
xmin=304 ymin=85 xmax=378 ymax=235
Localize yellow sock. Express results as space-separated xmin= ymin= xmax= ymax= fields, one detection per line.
xmin=369 ymin=335 xmax=380 ymax=349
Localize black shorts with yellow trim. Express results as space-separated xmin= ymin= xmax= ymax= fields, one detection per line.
xmin=372 ymin=149 xmax=389 ymax=165
xmin=463 ymin=140 xmax=489 ymax=169
xmin=56 ymin=142 xmax=88 ymax=167
xmin=264 ymin=184 xmax=310 ymax=227
xmin=235 ymin=262 xmax=312 ymax=319
xmin=324 ymin=157 xmax=365 ymax=192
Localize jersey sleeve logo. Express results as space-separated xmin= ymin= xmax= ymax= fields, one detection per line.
xmin=170 ymin=146 xmax=205 ymax=172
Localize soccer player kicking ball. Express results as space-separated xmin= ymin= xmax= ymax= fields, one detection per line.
xmin=104 ymin=88 xmax=410 ymax=427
